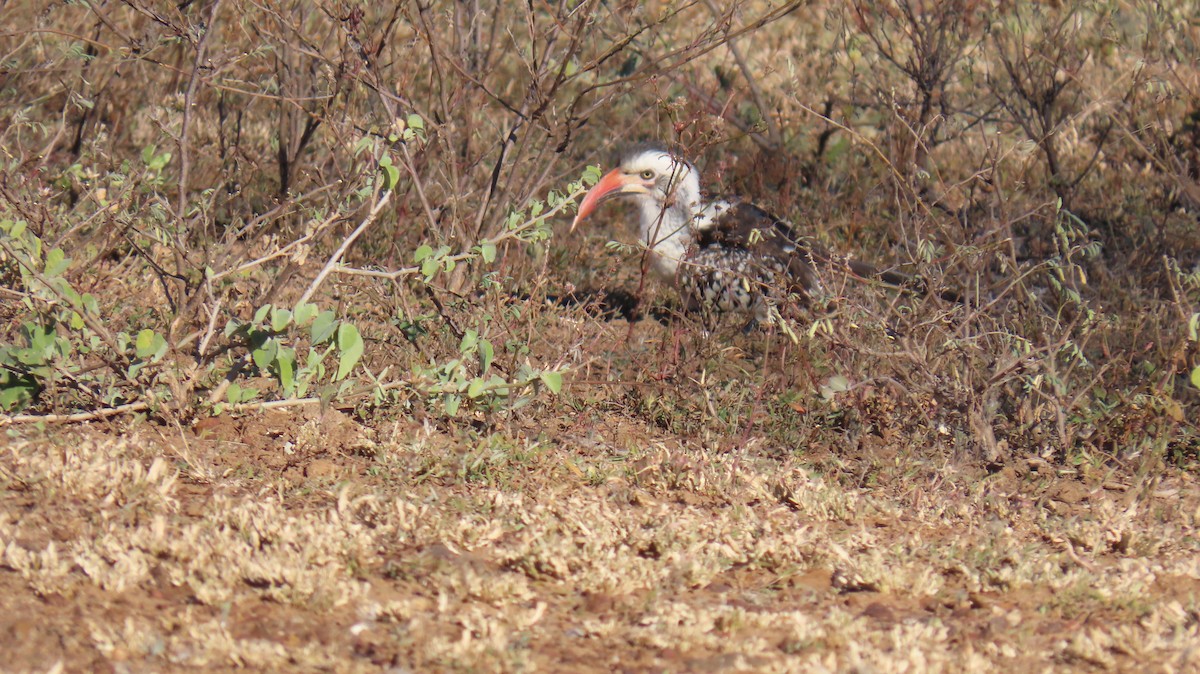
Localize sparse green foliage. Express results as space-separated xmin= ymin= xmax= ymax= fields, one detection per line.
xmin=218 ymin=301 xmax=362 ymax=408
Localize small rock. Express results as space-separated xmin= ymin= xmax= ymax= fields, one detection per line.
xmin=861 ymin=602 xmax=896 ymax=621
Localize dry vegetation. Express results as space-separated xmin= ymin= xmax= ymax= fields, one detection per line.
xmin=1 ymin=0 xmax=1198 ymax=671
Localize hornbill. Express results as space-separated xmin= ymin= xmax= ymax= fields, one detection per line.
xmin=570 ymin=143 xmax=952 ymax=322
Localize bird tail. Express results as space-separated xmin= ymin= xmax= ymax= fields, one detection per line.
xmin=847 ymin=259 xmax=962 ymax=303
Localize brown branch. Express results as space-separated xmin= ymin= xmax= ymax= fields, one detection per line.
xmin=0 ymin=401 xmax=151 ymax=427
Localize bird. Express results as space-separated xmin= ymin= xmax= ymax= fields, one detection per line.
xmin=570 ymin=142 xmax=943 ymax=323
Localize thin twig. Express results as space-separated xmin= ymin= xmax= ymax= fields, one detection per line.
xmin=297 ymin=187 xmax=394 ymax=306
xmin=0 ymin=401 xmax=151 ymax=426
xmin=700 ymin=0 xmax=781 ymax=149
xmin=331 ymin=184 xmax=585 ymax=281
xmin=207 ymin=210 xmax=344 ymax=283
xmin=178 ymin=0 xmax=225 ymax=228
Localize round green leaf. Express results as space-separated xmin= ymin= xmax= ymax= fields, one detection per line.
xmin=44 ymin=248 xmax=69 ymax=277
xmin=271 ymin=307 xmax=293 ymax=332
xmin=293 ymin=302 xmax=318 ymax=327
xmin=311 ymin=311 xmax=337 ymax=344
xmin=467 ymin=377 xmax=487 ymax=399
xmin=135 ymin=329 xmax=159 ymax=359
xmin=252 ymin=337 xmax=278 ymax=370
xmin=540 ymin=370 xmax=563 ymax=394
xmin=480 ymin=242 xmax=497 ymax=263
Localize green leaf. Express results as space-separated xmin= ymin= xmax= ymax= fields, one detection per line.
xmin=420 ymin=257 xmax=439 ymax=279
xmin=540 ymin=370 xmax=563 ymax=394
xmin=1191 ymin=366 xmax=1200 ymax=390
xmin=135 ymin=329 xmax=159 ymax=359
xmin=460 ymin=328 xmax=479 ymax=354
xmin=311 ymin=310 xmax=337 ymax=344
xmin=828 ymin=375 xmax=851 ymax=392
xmin=293 ymin=302 xmax=318 ymax=327
xmin=25 ymin=323 xmax=53 ymax=353
xmin=352 ymin=136 xmax=374 ymax=157
xmin=149 ymin=151 xmax=171 ymax=171
xmin=480 ymin=242 xmax=497 ymax=263
xmin=271 ymin=307 xmax=293 ymax=332
xmin=381 ymin=162 xmax=400 ymax=191
xmin=582 ymin=165 xmax=602 ymax=186
xmin=53 ymin=279 xmax=79 ymax=305
xmin=406 ymin=114 xmax=424 ymax=131
xmin=0 ymin=384 xmax=34 ymax=412
xmin=307 ymin=345 xmax=331 ymax=370
xmin=44 ymin=248 xmax=69 ymax=277
xmin=334 ymin=323 xmax=364 ymax=381
xmin=253 ymin=304 xmax=272 ymax=325
xmin=1189 ymin=313 xmax=1199 ymax=342
xmin=479 ymin=339 xmax=494 ymax=373
xmin=467 ymin=377 xmax=487 ymax=399
xmin=277 ymin=346 xmax=296 ymax=397
xmin=141 ymin=144 xmax=156 ymax=164
xmin=252 ymin=337 xmax=278 ymax=370
xmin=485 ymin=374 xmax=508 ymax=395
xmin=413 ymin=244 xmax=434 ymax=263
xmin=443 ymin=393 xmax=460 ymax=416
xmin=226 ymin=382 xmax=259 ymax=404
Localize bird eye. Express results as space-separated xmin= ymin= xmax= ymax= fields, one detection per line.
xmin=640 ymin=169 xmax=655 ymax=180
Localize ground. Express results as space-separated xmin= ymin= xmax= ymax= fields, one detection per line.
xmin=3 ymin=318 xmax=1198 ymax=673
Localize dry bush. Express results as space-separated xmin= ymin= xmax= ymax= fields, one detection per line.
xmin=0 ymin=0 xmax=800 ymax=419
xmin=0 ymin=0 xmax=1196 ymax=472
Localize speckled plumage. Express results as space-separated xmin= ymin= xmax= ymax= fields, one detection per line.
xmin=572 ymin=144 xmax=927 ymax=320
xmin=683 ymin=197 xmax=829 ymax=318
xmin=682 ymin=246 xmax=789 ymax=314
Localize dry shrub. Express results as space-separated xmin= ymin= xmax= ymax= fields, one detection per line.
xmin=0 ymin=0 xmax=1196 ymax=470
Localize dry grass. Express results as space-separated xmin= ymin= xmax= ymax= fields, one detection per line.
xmin=2 ymin=0 xmax=1199 ymax=671
xmin=2 ymin=405 xmax=1199 ymax=672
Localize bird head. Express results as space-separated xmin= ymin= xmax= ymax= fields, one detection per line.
xmin=571 ymin=144 xmax=699 ymax=232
